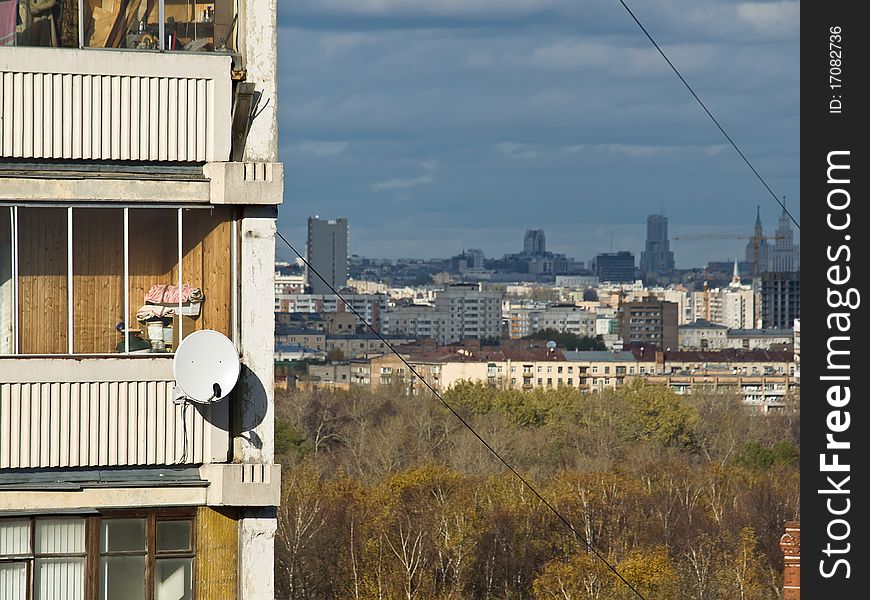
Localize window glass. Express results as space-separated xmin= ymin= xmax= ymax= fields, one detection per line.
xmin=35 ymin=557 xmax=86 ymax=600
xmin=35 ymin=518 xmax=85 ymax=553
xmin=156 ymin=520 xmax=191 ymax=552
xmin=100 ymin=519 xmax=146 ymax=552
xmin=155 ymin=557 xmax=193 ymax=600
xmin=99 ymin=555 xmax=146 ymax=600
xmin=0 ymin=562 xmax=27 ymax=599
xmin=73 ymin=208 xmax=124 ymax=354
xmin=129 ymin=208 xmax=178 ymax=353
xmin=18 ymin=207 xmax=68 ymax=354
xmin=0 ymin=519 xmax=30 ymax=555
xmin=4 ymin=1 xmax=80 ymax=47
xmin=83 ymin=0 xmax=237 ymax=52
xmin=0 ymin=208 xmax=11 ymax=354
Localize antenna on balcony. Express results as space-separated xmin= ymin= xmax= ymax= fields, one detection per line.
xmin=173 ymin=330 xmax=241 ymax=404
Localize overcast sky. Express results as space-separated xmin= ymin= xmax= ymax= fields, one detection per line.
xmin=275 ymin=0 xmax=799 ymax=269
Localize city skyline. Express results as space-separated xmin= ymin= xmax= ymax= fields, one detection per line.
xmin=276 ymin=0 xmax=799 ymax=266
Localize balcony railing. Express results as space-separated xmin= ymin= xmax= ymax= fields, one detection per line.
xmin=0 ymin=357 xmax=228 ymax=469
xmin=0 ymin=48 xmax=231 ymax=162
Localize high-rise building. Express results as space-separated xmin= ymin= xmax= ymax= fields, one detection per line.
xmin=761 ymin=272 xmax=800 ymax=330
xmin=619 ymin=299 xmax=679 ymax=350
xmin=769 ymin=205 xmax=800 ymax=272
xmin=523 ymin=229 xmax=546 ymax=255
xmin=745 ymin=206 xmax=771 ymax=276
xmin=307 ymin=216 xmax=349 ymax=294
xmin=639 ymin=214 xmax=675 ymax=280
xmin=595 ymin=251 xmax=636 ymax=283
xmin=0 ymin=5 xmax=283 ymax=596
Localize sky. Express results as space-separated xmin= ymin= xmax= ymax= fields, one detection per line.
xmin=275 ymin=0 xmax=799 ymax=269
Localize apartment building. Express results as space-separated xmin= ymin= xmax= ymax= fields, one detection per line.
xmin=1 ymin=3 xmax=281 ymax=598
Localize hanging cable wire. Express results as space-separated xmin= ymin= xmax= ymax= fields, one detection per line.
xmin=277 ymin=231 xmax=648 ymax=600
xmin=618 ymin=0 xmax=799 ymax=229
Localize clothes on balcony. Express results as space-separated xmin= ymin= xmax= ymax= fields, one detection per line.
xmin=144 ymin=284 xmax=204 ymax=305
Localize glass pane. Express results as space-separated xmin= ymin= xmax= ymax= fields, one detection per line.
xmin=179 ymin=207 xmax=233 ymax=341
xmin=0 ymin=562 xmax=27 ymax=600
xmin=129 ymin=209 xmax=178 ymax=353
xmin=100 ymin=519 xmax=145 ymax=552
xmin=84 ymin=0 xmax=156 ymax=49
xmin=72 ymin=209 xmax=124 ymax=354
xmin=4 ymin=1 xmax=79 ymax=48
xmin=99 ymin=556 xmax=145 ymax=600
xmin=0 ymin=208 xmax=11 ymax=354
xmin=155 ymin=558 xmax=192 ymax=600
xmin=35 ymin=558 xmax=85 ymax=600
xmin=0 ymin=519 xmax=30 ymax=556
xmin=165 ymin=0 xmax=235 ymax=52
xmin=35 ymin=518 xmax=85 ymax=554
xmin=18 ymin=207 xmax=69 ymax=355
xmin=157 ymin=521 xmax=191 ymax=552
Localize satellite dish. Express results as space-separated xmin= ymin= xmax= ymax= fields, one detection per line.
xmin=173 ymin=330 xmax=240 ymax=404
xmin=546 ymin=340 xmax=557 ymax=352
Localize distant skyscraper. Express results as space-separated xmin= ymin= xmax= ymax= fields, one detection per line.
xmin=761 ymin=271 xmax=800 ymax=329
xmin=769 ymin=203 xmax=799 ymax=272
xmin=523 ymin=229 xmax=546 ymax=255
xmin=639 ymin=214 xmax=675 ymax=280
xmin=745 ymin=206 xmax=771 ymax=276
xmin=306 ymin=216 xmax=348 ymax=294
xmin=595 ymin=251 xmax=636 ymax=283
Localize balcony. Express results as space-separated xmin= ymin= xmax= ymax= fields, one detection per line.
xmin=0 ymin=357 xmax=229 ymax=470
xmin=1 ymin=48 xmax=232 ymax=163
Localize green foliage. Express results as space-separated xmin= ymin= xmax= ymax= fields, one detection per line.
xmin=733 ymin=441 xmax=799 ymax=470
xmin=621 ymin=380 xmax=700 ymax=449
xmin=274 ymin=418 xmax=312 ymax=458
xmin=525 ymin=328 xmax=606 ymax=350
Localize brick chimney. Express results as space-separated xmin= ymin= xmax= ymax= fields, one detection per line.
xmin=780 ymin=521 xmax=800 ymax=599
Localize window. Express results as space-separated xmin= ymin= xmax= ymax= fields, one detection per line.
xmin=0 ymin=512 xmax=194 ymax=600
xmin=604 ymin=366 xmax=610 ymax=374
xmin=4 ymin=206 xmax=236 ymax=355
xmin=7 ymin=1 xmax=238 ymax=53
xmin=557 ymin=366 xmax=563 ymax=373
xmin=567 ymin=377 xmax=573 ymax=386
xmin=592 ymin=366 xmax=598 ymax=374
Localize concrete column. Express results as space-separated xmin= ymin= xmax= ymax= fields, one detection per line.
xmin=241 ymin=0 xmax=278 ymax=163
xmin=238 ymin=508 xmax=278 ymax=600
xmin=236 ymin=206 xmax=276 ymax=463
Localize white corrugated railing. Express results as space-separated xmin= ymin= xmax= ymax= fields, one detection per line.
xmin=0 ymin=48 xmax=232 ymax=162
xmin=0 ymin=358 xmax=229 ymax=469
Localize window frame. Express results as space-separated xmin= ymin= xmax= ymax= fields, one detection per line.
xmin=0 ymin=509 xmax=196 ymax=600
xmin=2 ymin=204 xmax=239 ymax=357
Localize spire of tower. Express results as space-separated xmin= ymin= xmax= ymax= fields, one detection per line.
xmin=755 ymin=205 xmax=761 ymax=226
xmin=731 ymin=259 xmax=741 ymax=286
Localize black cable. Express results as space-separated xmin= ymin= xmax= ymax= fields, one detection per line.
xmin=618 ymin=0 xmax=799 ymax=230
xmin=277 ymin=231 xmax=647 ymax=600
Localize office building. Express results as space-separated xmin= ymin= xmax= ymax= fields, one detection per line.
xmin=595 ymin=251 xmax=636 ymax=283
xmin=639 ymin=214 xmax=675 ymax=281
xmin=761 ymin=272 xmax=800 ymax=330
xmin=524 ymin=229 xmax=546 ymax=255
xmin=307 ymin=216 xmax=348 ymax=294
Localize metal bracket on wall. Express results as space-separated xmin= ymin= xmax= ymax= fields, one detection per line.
xmin=230 ymin=82 xmax=257 ymax=162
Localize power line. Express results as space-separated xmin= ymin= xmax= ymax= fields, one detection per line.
xmin=277 ymin=231 xmax=647 ymax=600
xmin=617 ymin=0 xmax=799 ymax=230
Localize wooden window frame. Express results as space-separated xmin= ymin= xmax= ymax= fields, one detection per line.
xmin=1 ymin=509 xmax=196 ymax=600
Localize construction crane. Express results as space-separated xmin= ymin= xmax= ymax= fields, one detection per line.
xmin=671 ymin=232 xmax=787 ymax=278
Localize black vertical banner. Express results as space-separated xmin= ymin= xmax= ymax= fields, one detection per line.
xmin=802 ymin=2 xmax=869 ymax=597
